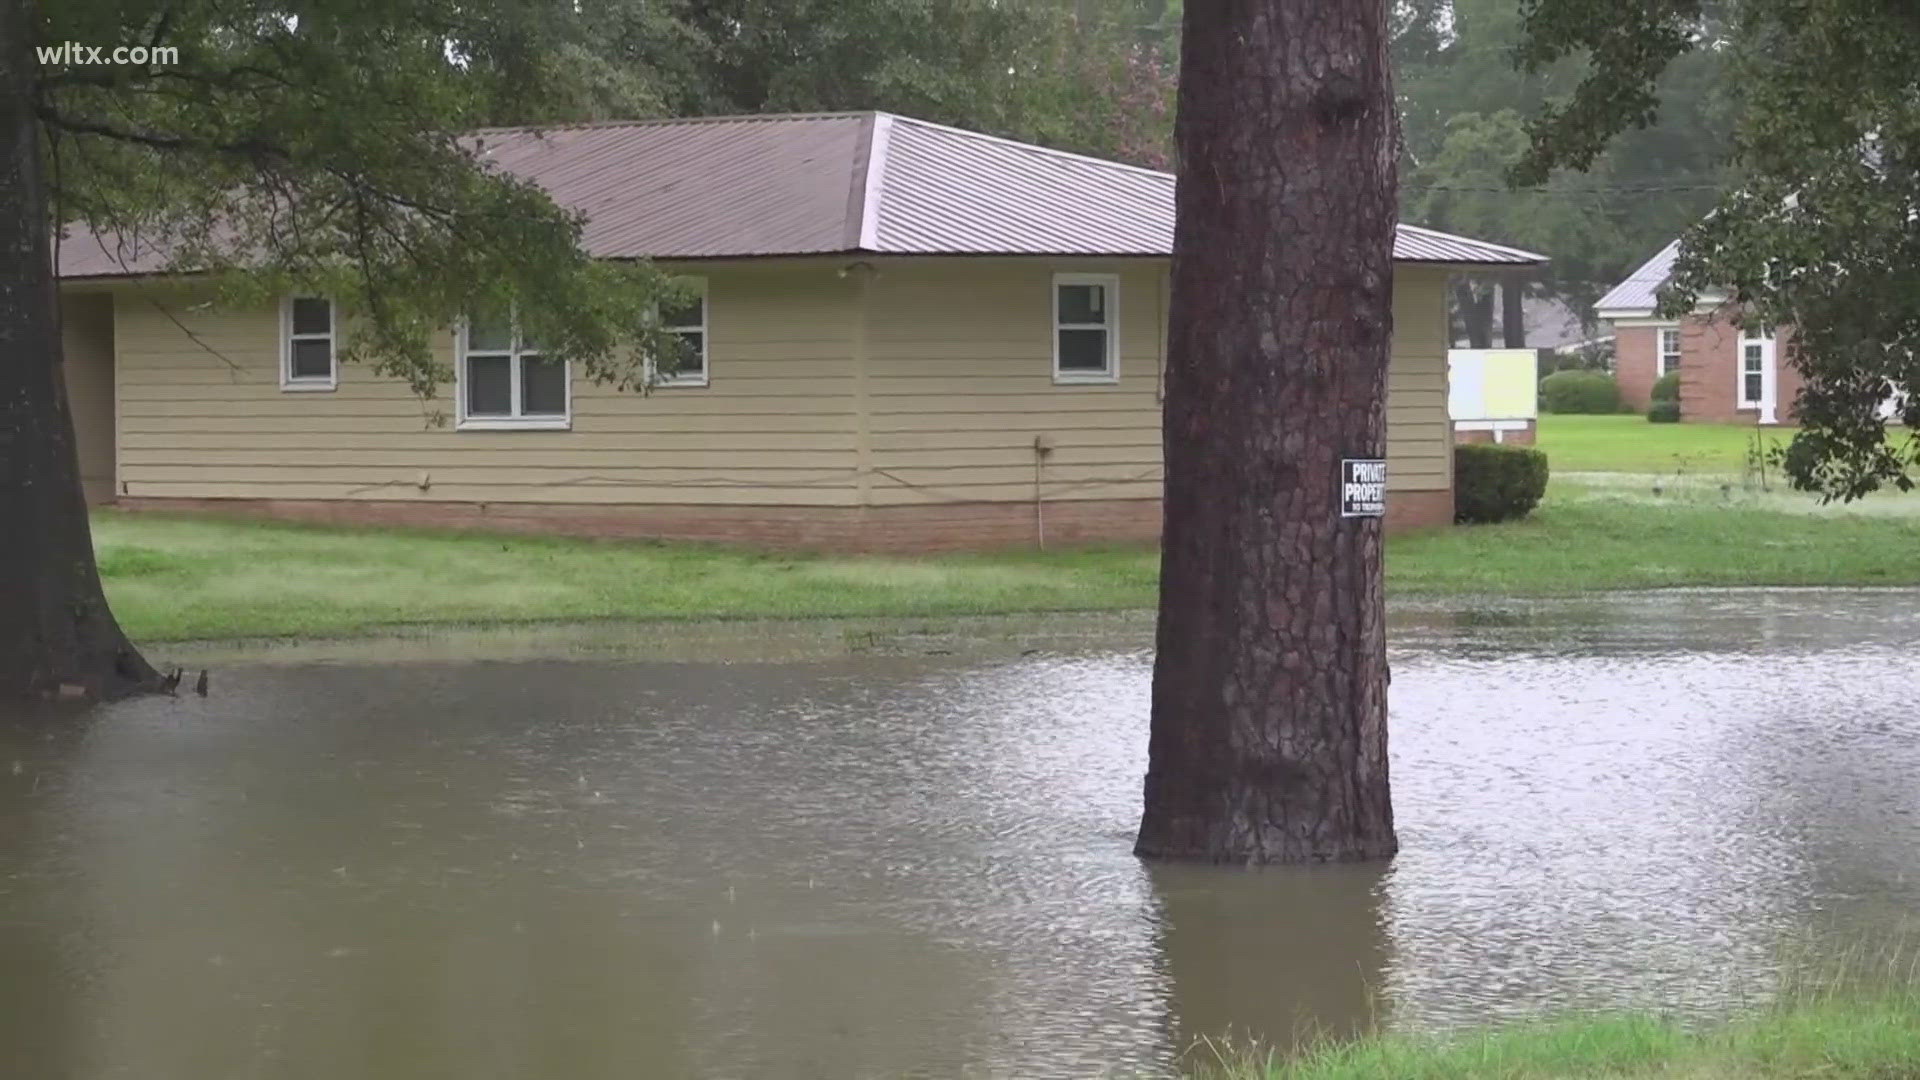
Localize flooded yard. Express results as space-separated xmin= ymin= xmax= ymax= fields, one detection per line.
xmin=3 ymin=590 xmax=1919 ymax=1078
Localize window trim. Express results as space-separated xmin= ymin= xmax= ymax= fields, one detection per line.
xmin=1738 ymin=328 xmax=1773 ymax=410
xmin=652 ymin=277 xmax=710 ymax=388
xmin=1657 ymin=326 xmax=1682 ymax=378
xmin=280 ymin=296 xmax=338 ymax=392
xmin=1052 ymin=272 xmax=1120 ymax=384
xmin=455 ymin=308 xmax=571 ymax=431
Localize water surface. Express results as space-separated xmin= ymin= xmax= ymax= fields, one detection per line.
xmin=3 ymin=590 xmax=1918 ymax=1078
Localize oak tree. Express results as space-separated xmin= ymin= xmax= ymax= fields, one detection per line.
xmin=4 ymin=0 xmax=683 ymax=701
xmin=1516 ymin=0 xmax=1920 ymax=498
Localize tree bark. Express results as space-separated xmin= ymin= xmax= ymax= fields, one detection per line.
xmin=1455 ymin=280 xmax=1493 ymax=348
xmin=0 ymin=0 xmax=159 ymax=702
xmin=1137 ymin=0 xmax=1399 ymax=863
xmin=1501 ymin=278 xmax=1527 ymax=348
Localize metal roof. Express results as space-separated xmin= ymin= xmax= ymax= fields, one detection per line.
xmin=59 ymin=111 xmax=1548 ymax=276
xmin=1595 ymin=239 xmax=1680 ymax=316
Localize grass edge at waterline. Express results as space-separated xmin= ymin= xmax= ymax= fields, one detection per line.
xmin=1189 ymin=989 xmax=1920 ymax=1079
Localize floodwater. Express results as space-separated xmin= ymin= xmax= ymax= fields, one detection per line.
xmin=3 ymin=590 xmax=1919 ymax=1079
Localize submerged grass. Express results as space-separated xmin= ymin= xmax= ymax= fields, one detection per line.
xmin=94 ymin=486 xmax=1920 ymax=643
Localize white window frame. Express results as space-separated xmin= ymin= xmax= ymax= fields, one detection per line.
xmin=1052 ymin=273 xmax=1120 ymax=384
xmin=1657 ymin=326 xmax=1682 ymax=378
xmin=455 ymin=307 xmax=571 ymax=431
xmin=1738 ymin=328 xmax=1773 ymax=410
xmin=280 ymin=296 xmax=338 ymax=391
xmin=652 ymin=277 xmax=709 ymax=388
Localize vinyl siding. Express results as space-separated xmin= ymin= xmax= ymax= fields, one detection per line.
xmin=861 ymin=260 xmax=1452 ymax=506
xmin=61 ymin=291 xmax=117 ymax=504
xmin=110 ymin=265 xmax=862 ymax=506
xmin=96 ymin=257 xmax=1452 ymax=514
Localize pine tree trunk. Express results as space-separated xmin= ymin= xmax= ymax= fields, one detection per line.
xmin=1502 ymin=278 xmax=1527 ymax=348
xmin=1137 ymin=0 xmax=1399 ymax=864
xmin=0 ymin=0 xmax=159 ymax=702
xmin=1456 ymin=281 xmax=1493 ymax=348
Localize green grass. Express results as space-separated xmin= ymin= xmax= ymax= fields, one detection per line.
xmin=93 ymin=487 xmax=1920 ymax=643
xmin=1535 ymin=414 xmax=1799 ymax=475
xmin=1389 ymin=482 xmax=1920 ymax=593
xmin=91 ymin=510 xmax=1160 ymax=642
xmin=1195 ymin=993 xmax=1920 ymax=1079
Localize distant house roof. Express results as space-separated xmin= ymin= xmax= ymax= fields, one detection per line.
xmin=1595 ymin=239 xmax=1680 ymax=318
xmin=59 ymin=111 xmax=1549 ymax=278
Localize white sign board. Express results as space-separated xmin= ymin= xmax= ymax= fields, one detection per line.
xmin=1341 ymin=459 xmax=1386 ymax=518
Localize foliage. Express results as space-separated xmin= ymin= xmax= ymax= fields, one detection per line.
xmin=1651 ymin=371 xmax=1681 ymax=403
xmin=1539 ymin=340 xmax=1612 ymax=378
xmin=1514 ymin=0 xmax=1920 ymax=500
xmin=1540 ymin=370 xmax=1621 ymax=414
xmin=31 ymin=0 xmax=1179 ymax=406
xmin=1453 ymin=443 xmax=1550 ymax=523
xmin=1648 ymin=400 xmax=1681 ymax=423
xmin=1394 ymin=0 xmax=1733 ymax=330
xmin=37 ymin=0 xmax=688 ymax=404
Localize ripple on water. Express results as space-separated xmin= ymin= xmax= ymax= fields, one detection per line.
xmin=0 ymin=590 xmax=1917 ymax=1078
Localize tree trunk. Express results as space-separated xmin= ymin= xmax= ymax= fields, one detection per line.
xmin=1455 ymin=280 xmax=1493 ymax=348
xmin=1137 ymin=0 xmax=1398 ymax=863
xmin=1501 ymin=278 xmax=1527 ymax=348
xmin=0 ymin=0 xmax=159 ymax=702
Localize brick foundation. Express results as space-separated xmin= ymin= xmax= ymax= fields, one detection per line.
xmin=117 ymin=490 xmax=1458 ymax=553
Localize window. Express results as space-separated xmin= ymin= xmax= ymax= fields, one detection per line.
xmin=654 ymin=279 xmax=708 ymax=387
xmin=1658 ymin=327 xmax=1682 ymax=378
xmin=1741 ymin=342 xmax=1767 ymax=407
xmin=458 ymin=306 xmax=569 ymax=429
xmin=281 ymin=297 xmax=336 ymax=390
xmin=1053 ymin=273 xmax=1119 ymax=382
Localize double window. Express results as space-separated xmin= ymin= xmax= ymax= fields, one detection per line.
xmin=281 ymin=297 xmax=337 ymax=390
xmin=459 ymin=307 xmax=569 ymax=429
xmin=1658 ymin=327 xmax=1681 ymax=378
xmin=654 ymin=279 xmax=708 ymax=387
xmin=1053 ymin=274 xmax=1119 ymax=383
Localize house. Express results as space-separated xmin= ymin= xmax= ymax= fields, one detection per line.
xmin=1598 ymin=239 xmax=1797 ymax=424
xmin=56 ymin=112 xmax=1546 ymax=552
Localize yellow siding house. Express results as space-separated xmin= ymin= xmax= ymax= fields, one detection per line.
xmin=58 ymin=113 xmax=1545 ymax=551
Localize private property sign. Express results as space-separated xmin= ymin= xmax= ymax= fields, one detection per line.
xmin=1340 ymin=459 xmax=1387 ymax=518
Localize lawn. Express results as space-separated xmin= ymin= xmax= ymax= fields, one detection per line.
xmin=1534 ymin=413 xmax=1801 ymax=475
xmin=1199 ymin=992 xmax=1920 ymax=1079
xmin=94 ymin=494 xmax=1920 ymax=642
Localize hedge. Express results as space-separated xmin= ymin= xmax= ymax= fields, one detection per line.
xmin=1651 ymin=372 xmax=1680 ymax=403
xmin=1454 ymin=443 xmax=1550 ymax=524
xmin=1648 ymin=400 xmax=1681 ymax=423
xmin=1540 ymin=370 xmax=1622 ymax=414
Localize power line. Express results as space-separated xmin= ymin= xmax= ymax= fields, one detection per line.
xmin=1403 ymin=182 xmax=1725 ymax=194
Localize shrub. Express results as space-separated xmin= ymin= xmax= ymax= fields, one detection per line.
xmin=1539 ymin=370 xmax=1621 ymax=414
xmin=1651 ymin=372 xmax=1680 ymax=403
xmin=1647 ymin=400 xmax=1681 ymax=423
xmin=1454 ymin=443 xmax=1550 ymax=524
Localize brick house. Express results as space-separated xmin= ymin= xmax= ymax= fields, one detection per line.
xmin=56 ymin=112 xmax=1545 ymax=551
xmin=1598 ymin=240 xmax=1800 ymax=425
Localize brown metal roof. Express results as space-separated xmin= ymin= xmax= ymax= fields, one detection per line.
xmin=58 ymin=111 xmax=1546 ymax=277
